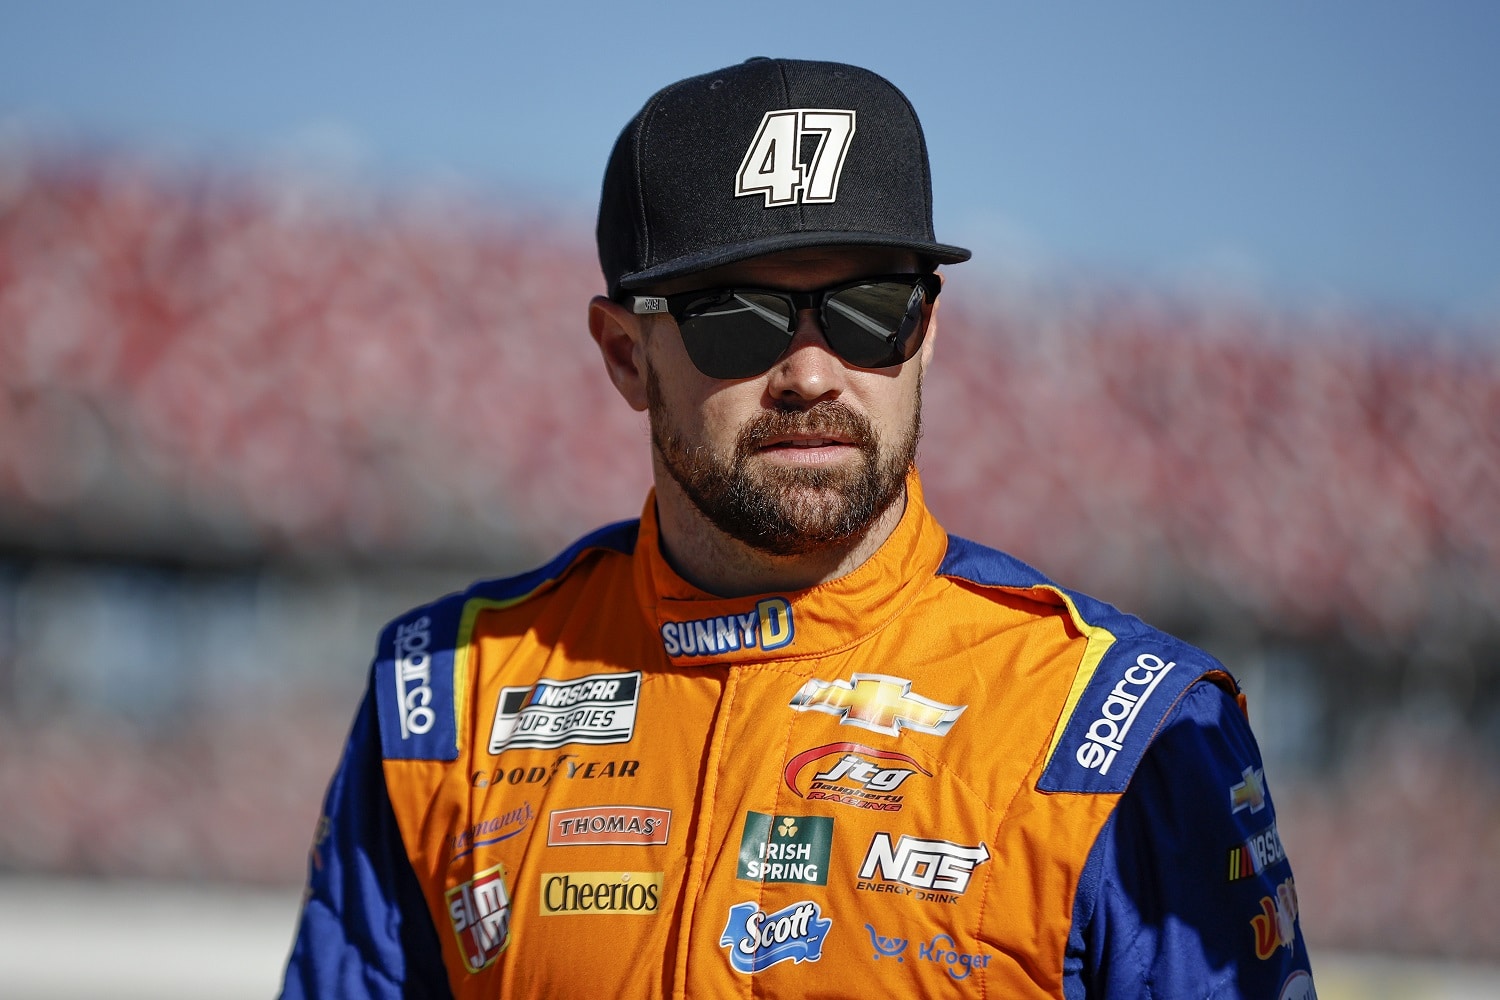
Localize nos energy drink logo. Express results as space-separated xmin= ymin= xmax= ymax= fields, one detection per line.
xmin=660 ymin=597 xmax=793 ymax=658
xmin=719 ymin=900 xmax=831 ymax=974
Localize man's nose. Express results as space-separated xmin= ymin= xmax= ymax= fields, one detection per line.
xmin=763 ymin=309 xmax=846 ymax=405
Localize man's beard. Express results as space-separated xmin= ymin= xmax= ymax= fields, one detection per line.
xmin=646 ymin=367 xmax=921 ymax=557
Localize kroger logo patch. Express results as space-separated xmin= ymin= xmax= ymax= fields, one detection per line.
xmin=719 ymin=900 xmax=831 ymax=974
xmin=487 ymin=671 xmax=640 ymax=753
xmin=660 ymin=597 xmax=794 ymax=658
xmin=737 ymin=811 xmax=833 ymax=885
xmin=445 ymin=863 xmax=512 ymax=974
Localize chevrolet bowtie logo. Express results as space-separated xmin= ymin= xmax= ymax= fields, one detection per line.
xmin=1230 ymin=766 xmax=1267 ymax=814
xmin=789 ymin=674 xmax=966 ymax=737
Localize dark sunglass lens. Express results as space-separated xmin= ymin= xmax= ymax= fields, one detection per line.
xmin=822 ymin=280 xmax=928 ymax=368
xmin=677 ymin=291 xmax=796 ymax=379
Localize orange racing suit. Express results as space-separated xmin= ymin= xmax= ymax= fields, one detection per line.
xmin=281 ymin=472 xmax=1312 ymax=998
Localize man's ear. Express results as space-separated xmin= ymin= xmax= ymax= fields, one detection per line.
xmin=918 ymin=287 xmax=941 ymax=370
xmin=589 ymin=295 xmax=650 ymax=412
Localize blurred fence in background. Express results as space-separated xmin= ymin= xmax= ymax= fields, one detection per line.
xmin=1 ymin=143 xmax=1498 ymax=961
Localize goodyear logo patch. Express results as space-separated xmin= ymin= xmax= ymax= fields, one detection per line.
xmin=736 ymin=812 xmax=833 ymax=885
xmin=660 ymin=597 xmax=793 ymax=658
xmin=487 ymin=672 xmax=640 ymax=753
xmin=790 ymin=674 xmax=965 ymax=737
xmin=446 ymin=864 xmax=512 ymax=973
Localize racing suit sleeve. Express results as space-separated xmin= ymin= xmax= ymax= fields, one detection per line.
xmin=1063 ymin=681 xmax=1314 ymax=999
xmin=279 ymin=690 xmax=454 ymax=1000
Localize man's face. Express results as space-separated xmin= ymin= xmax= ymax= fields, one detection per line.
xmin=637 ymin=247 xmax=933 ymax=557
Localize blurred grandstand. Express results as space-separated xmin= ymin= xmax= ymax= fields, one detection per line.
xmin=1 ymin=141 xmax=1498 ymax=961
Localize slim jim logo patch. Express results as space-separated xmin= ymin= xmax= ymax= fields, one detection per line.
xmin=487 ymin=671 xmax=640 ymax=753
xmin=548 ymin=806 xmax=671 ymax=847
xmin=446 ymin=864 xmax=512 ymax=973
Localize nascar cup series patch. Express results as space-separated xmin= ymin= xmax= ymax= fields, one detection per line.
xmin=487 ymin=671 xmax=641 ymax=753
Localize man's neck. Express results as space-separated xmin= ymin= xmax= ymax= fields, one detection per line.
xmin=650 ymin=473 xmax=908 ymax=599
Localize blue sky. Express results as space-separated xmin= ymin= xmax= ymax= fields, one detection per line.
xmin=2 ymin=1 xmax=1497 ymax=325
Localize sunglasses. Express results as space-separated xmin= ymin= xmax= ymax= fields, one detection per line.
xmin=630 ymin=273 xmax=941 ymax=380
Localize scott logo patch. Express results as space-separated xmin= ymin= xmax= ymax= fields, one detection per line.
xmin=784 ymin=742 xmax=929 ymax=812
xmin=446 ymin=864 xmax=512 ymax=973
xmin=790 ymin=674 xmax=965 ymax=737
xmin=487 ymin=672 xmax=640 ymax=752
xmin=719 ymin=900 xmax=832 ymax=974
xmin=548 ymin=806 xmax=671 ymax=847
xmin=737 ymin=812 xmax=833 ymax=885
xmin=660 ymin=597 xmax=794 ymax=658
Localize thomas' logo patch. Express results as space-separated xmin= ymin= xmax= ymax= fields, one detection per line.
xmin=487 ymin=672 xmax=640 ymax=753
xmin=719 ymin=900 xmax=832 ymax=974
xmin=856 ymin=833 xmax=990 ymax=903
xmin=538 ymin=870 xmax=663 ymax=915
xmin=660 ymin=597 xmax=794 ymax=658
xmin=1228 ymin=820 xmax=1287 ymax=881
xmin=548 ymin=806 xmax=671 ymax=847
xmin=446 ymin=864 xmax=512 ymax=973
xmin=784 ymin=742 xmax=929 ymax=812
xmin=737 ymin=812 xmax=833 ymax=885
xmin=790 ymin=674 xmax=965 ymax=737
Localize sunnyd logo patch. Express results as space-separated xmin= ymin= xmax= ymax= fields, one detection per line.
xmin=446 ymin=864 xmax=512 ymax=973
xmin=660 ymin=597 xmax=793 ymax=658
xmin=737 ymin=811 xmax=833 ymax=885
xmin=487 ymin=672 xmax=640 ymax=753
xmin=719 ymin=900 xmax=832 ymax=974
xmin=790 ymin=673 xmax=965 ymax=737
xmin=784 ymin=742 xmax=930 ymax=813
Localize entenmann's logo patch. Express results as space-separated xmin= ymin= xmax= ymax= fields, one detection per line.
xmin=660 ymin=597 xmax=793 ymax=658
xmin=487 ymin=672 xmax=640 ymax=753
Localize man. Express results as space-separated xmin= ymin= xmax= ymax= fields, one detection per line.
xmin=281 ymin=57 xmax=1314 ymax=999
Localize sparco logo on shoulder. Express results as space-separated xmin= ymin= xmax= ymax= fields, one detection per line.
xmin=394 ymin=616 xmax=436 ymax=739
xmin=1075 ymin=652 xmax=1176 ymax=776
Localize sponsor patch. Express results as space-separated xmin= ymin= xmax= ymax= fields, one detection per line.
xmin=855 ymin=833 xmax=990 ymax=904
xmin=784 ymin=742 xmax=929 ymax=813
xmin=1228 ymin=820 xmax=1287 ymax=881
xmin=790 ymin=673 xmax=966 ymax=737
xmin=449 ymin=802 xmax=534 ymax=862
xmin=737 ymin=812 xmax=833 ymax=886
xmin=1251 ymin=876 xmax=1300 ymax=960
xmin=548 ymin=805 xmax=671 ymax=847
xmin=538 ymin=870 xmax=663 ymax=915
xmin=393 ymin=616 xmax=438 ymax=738
xmin=864 ymin=923 xmax=908 ymax=961
xmin=1071 ymin=652 xmax=1176 ymax=776
xmin=1231 ymin=766 xmax=1267 ymax=814
xmin=472 ymin=753 xmax=640 ymax=788
xmin=1278 ymin=969 xmax=1317 ymax=1000
xmin=918 ymin=933 xmax=991 ymax=980
xmin=446 ymin=864 xmax=512 ymax=973
xmin=487 ymin=672 xmax=640 ymax=753
xmin=719 ymin=900 xmax=831 ymax=974
xmin=660 ymin=597 xmax=794 ymax=658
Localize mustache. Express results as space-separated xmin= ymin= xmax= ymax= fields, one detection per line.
xmin=735 ymin=401 xmax=875 ymax=453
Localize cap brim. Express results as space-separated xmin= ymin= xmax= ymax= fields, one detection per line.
xmin=616 ymin=231 xmax=971 ymax=291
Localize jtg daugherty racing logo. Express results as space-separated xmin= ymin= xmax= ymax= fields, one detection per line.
xmin=394 ymin=616 xmax=436 ymax=739
xmin=783 ymin=742 xmax=930 ymax=812
xmin=1074 ymin=652 xmax=1176 ymax=775
xmin=660 ymin=597 xmax=794 ymax=658
xmin=719 ymin=900 xmax=831 ymax=974
xmin=488 ymin=672 xmax=640 ymax=753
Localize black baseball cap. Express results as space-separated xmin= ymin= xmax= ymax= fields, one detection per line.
xmin=597 ymin=57 xmax=971 ymax=298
